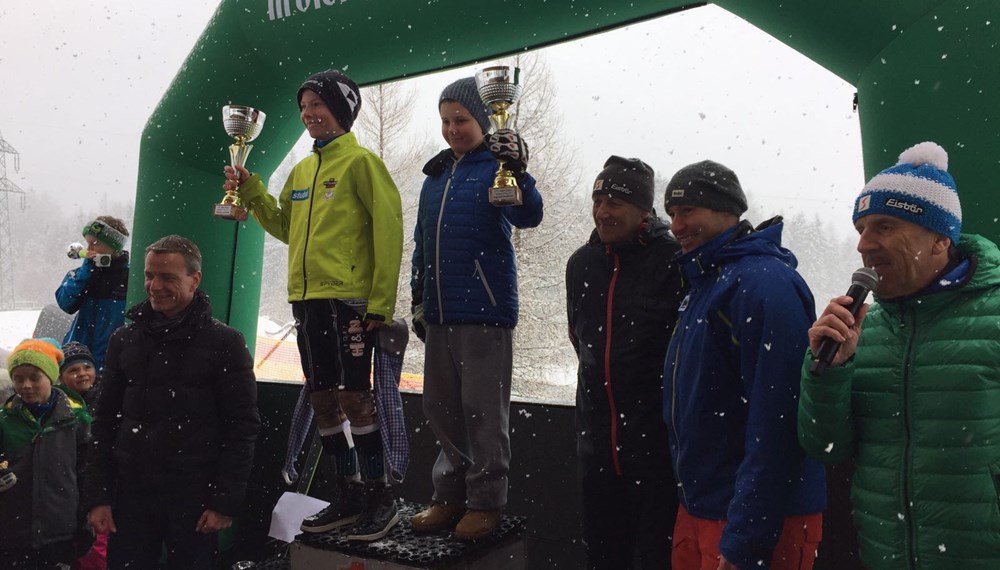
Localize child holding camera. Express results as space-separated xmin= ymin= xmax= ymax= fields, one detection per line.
xmin=55 ymin=216 xmax=130 ymax=373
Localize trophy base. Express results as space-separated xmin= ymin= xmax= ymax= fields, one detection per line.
xmin=489 ymin=185 xmax=523 ymax=207
xmin=213 ymin=203 xmax=249 ymax=221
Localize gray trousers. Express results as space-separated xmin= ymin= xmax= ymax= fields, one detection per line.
xmin=422 ymin=324 xmax=513 ymax=510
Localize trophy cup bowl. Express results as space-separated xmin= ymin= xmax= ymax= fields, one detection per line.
xmin=476 ymin=66 xmax=523 ymax=207
xmin=215 ymin=105 xmax=267 ymax=221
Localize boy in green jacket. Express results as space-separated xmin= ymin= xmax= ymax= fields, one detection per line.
xmin=0 ymin=338 xmax=92 ymax=566
xmin=223 ymin=69 xmax=404 ymax=542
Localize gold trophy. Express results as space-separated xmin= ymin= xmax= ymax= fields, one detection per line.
xmin=215 ymin=105 xmax=266 ymax=221
xmin=476 ymin=65 xmax=523 ymax=206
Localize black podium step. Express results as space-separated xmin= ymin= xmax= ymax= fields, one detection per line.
xmin=291 ymin=501 xmax=526 ymax=569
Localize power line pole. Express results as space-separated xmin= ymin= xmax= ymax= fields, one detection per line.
xmin=0 ymin=129 xmax=26 ymax=310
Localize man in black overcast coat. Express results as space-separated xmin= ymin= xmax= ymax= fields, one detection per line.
xmin=85 ymin=234 xmax=259 ymax=570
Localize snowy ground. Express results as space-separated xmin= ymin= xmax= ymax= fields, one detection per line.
xmin=0 ymin=310 xmax=296 ymax=375
xmin=0 ymin=310 xmax=42 ymax=354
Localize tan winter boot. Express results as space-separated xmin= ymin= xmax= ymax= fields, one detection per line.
xmin=410 ymin=502 xmax=466 ymax=533
xmin=454 ymin=508 xmax=502 ymax=540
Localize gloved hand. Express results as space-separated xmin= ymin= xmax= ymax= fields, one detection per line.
xmin=411 ymin=303 xmax=427 ymax=343
xmin=0 ymin=459 xmax=17 ymax=492
xmin=487 ymin=129 xmax=529 ymax=173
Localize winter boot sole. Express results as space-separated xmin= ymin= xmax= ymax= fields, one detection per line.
xmin=346 ymin=511 xmax=400 ymax=541
xmin=299 ymin=513 xmax=360 ymax=534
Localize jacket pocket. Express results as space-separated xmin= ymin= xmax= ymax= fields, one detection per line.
xmin=473 ymin=259 xmax=498 ymax=307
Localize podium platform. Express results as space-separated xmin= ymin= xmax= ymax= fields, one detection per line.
xmin=290 ymin=502 xmax=526 ymax=569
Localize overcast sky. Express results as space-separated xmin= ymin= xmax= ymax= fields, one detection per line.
xmin=0 ymin=2 xmax=864 ymax=228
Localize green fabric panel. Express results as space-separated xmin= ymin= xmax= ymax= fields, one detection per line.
xmin=857 ymin=1 xmax=1000 ymax=243
xmin=714 ymin=0 xmax=945 ymax=84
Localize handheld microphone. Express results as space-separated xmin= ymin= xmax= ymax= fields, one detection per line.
xmin=809 ymin=267 xmax=880 ymax=376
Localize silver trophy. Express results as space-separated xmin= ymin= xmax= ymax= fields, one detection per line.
xmin=476 ymin=65 xmax=523 ymax=206
xmin=216 ymin=105 xmax=266 ymax=221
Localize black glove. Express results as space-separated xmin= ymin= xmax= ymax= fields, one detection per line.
xmin=487 ymin=129 xmax=529 ymax=173
xmin=411 ymin=303 xmax=427 ymax=343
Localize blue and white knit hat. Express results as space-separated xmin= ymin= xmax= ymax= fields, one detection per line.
xmin=853 ymin=142 xmax=961 ymax=243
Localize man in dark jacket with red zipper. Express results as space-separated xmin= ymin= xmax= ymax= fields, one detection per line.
xmin=85 ymin=235 xmax=260 ymax=570
xmin=567 ymin=155 xmax=683 ymax=569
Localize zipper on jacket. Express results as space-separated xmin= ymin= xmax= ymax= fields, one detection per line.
xmin=433 ymin=157 xmax=461 ymax=324
xmin=669 ymin=340 xmax=689 ymax=507
xmin=604 ymin=250 xmax=623 ymax=476
xmin=473 ymin=259 xmax=498 ymax=306
xmin=900 ymin=306 xmax=918 ymax=570
xmin=301 ymin=148 xmax=323 ymax=300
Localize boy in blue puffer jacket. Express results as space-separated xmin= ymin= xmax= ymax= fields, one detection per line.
xmin=409 ymin=75 xmax=543 ymax=540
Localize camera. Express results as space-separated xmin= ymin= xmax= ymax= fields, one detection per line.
xmin=66 ymin=243 xmax=112 ymax=267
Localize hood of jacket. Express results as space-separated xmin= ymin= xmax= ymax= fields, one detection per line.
xmin=422 ymin=142 xmax=491 ymax=177
xmin=676 ymin=216 xmax=796 ymax=284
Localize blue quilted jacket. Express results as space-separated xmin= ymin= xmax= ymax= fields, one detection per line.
xmin=411 ymin=145 xmax=542 ymax=327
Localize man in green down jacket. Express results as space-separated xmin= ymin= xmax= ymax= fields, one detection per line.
xmin=799 ymin=141 xmax=1000 ymax=569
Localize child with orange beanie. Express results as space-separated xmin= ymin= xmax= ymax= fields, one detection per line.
xmin=0 ymin=338 xmax=93 ymax=568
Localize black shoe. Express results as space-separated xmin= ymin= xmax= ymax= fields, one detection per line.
xmin=300 ymin=480 xmax=364 ymax=533
xmin=347 ymin=481 xmax=400 ymax=541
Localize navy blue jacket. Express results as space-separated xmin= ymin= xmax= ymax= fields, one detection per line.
xmin=663 ymin=219 xmax=826 ymax=569
xmin=412 ymin=146 xmax=543 ymax=327
xmin=55 ymin=252 xmax=129 ymax=371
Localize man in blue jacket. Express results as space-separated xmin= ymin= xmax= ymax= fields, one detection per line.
xmin=663 ymin=160 xmax=826 ymax=570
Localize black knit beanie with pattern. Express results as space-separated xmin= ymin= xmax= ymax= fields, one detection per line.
xmin=297 ymin=69 xmax=362 ymax=132
xmin=592 ymin=155 xmax=655 ymax=212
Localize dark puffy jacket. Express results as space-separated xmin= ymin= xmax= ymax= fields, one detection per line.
xmin=411 ymin=145 xmax=543 ymax=328
xmin=664 ymin=219 xmax=826 ymax=569
xmin=567 ymin=217 xmax=683 ymax=476
xmin=0 ymin=388 xmax=91 ymax=549
xmin=799 ymin=234 xmax=1000 ymax=569
xmin=55 ymin=252 xmax=129 ymax=372
xmin=84 ymin=290 xmax=259 ymax=517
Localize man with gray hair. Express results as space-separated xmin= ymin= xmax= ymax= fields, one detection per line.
xmin=799 ymin=142 xmax=1000 ymax=568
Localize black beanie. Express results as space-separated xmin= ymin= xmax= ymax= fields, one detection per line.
xmin=592 ymin=155 xmax=655 ymax=212
xmin=664 ymin=160 xmax=747 ymax=216
xmin=297 ymin=69 xmax=362 ymax=132
xmin=60 ymin=341 xmax=94 ymax=373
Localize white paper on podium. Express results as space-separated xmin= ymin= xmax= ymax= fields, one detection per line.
xmin=268 ymin=491 xmax=330 ymax=543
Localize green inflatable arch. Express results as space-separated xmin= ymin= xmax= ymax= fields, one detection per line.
xmin=132 ymin=0 xmax=1000 ymax=338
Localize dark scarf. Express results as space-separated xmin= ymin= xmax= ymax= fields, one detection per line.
xmin=146 ymin=292 xmax=203 ymax=338
xmin=25 ymin=390 xmax=58 ymax=421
